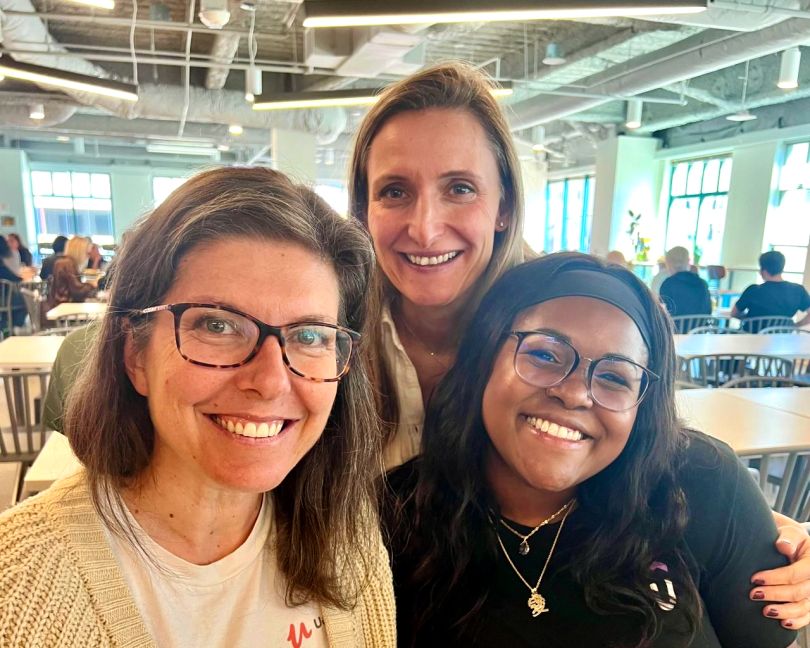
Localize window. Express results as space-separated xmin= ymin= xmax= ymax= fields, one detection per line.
xmin=152 ymin=176 xmax=187 ymax=207
xmin=764 ymin=142 xmax=810 ymax=283
xmin=665 ymin=157 xmax=732 ymax=265
xmin=526 ymin=175 xmax=594 ymax=253
xmin=31 ymin=170 xmax=114 ymax=256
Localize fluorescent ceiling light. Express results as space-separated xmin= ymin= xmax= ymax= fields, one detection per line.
xmin=726 ymin=110 xmax=757 ymax=122
xmin=778 ymin=47 xmax=801 ymax=90
xmin=625 ymin=99 xmax=643 ymax=129
xmin=254 ymin=83 xmax=511 ymax=111
xmin=302 ymin=0 xmax=707 ymax=28
xmin=65 ymin=0 xmax=115 ymax=8
xmin=146 ymin=144 xmax=220 ymax=156
xmin=0 ymin=56 xmax=138 ymax=102
xmin=57 ymin=136 xmax=71 ymax=142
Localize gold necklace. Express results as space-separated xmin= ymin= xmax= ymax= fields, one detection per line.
xmin=396 ymin=311 xmax=452 ymax=366
xmin=496 ymin=498 xmax=575 ymax=556
xmin=493 ymin=503 xmax=573 ymax=618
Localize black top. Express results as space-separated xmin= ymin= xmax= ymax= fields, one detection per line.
xmin=735 ymin=281 xmax=810 ymax=321
xmin=660 ymin=272 xmax=712 ymax=317
xmin=40 ymin=253 xmax=61 ymax=281
xmin=383 ymin=433 xmax=796 ymax=648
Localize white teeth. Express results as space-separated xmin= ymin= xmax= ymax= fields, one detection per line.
xmin=525 ymin=416 xmax=584 ymax=442
xmin=214 ymin=416 xmax=286 ymax=439
xmin=406 ymin=251 xmax=459 ymax=266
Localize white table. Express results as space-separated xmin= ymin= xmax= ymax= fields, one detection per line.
xmin=676 ymin=389 xmax=810 ymax=456
xmin=674 ymin=334 xmax=810 ymax=360
xmin=0 ymin=335 xmax=64 ymax=370
xmin=19 ymin=432 xmax=81 ymax=499
xmin=46 ymin=302 xmax=107 ymax=321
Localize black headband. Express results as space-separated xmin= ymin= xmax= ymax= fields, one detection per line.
xmin=529 ymin=267 xmax=654 ymax=351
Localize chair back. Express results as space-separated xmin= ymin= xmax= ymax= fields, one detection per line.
xmin=56 ymin=313 xmax=94 ymax=329
xmin=34 ymin=327 xmax=76 ymax=337
xmin=0 ymin=368 xmax=51 ymax=464
xmin=0 ymin=280 xmax=16 ymax=335
xmin=19 ymin=288 xmax=42 ymax=333
xmin=678 ymin=353 xmax=793 ymax=387
xmin=759 ymin=326 xmax=806 ymax=335
xmin=688 ymin=325 xmax=740 ymax=335
xmin=670 ymin=315 xmax=715 ymax=334
xmin=740 ymin=316 xmax=795 ymax=334
xmin=743 ymin=450 xmax=810 ymax=520
xmin=721 ymin=376 xmax=809 ymax=388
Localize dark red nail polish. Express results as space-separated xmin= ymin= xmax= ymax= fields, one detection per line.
xmin=784 ymin=620 xmax=794 ymax=628
xmin=752 ymin=579 xmax=766 ymax=586
xmin=767 ymin=609 xmax=779 ymax=618
xmin=752 ymin=591 xmax=765 ymax=600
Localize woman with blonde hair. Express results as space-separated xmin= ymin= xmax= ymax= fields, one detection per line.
xmin=0 ymin=167 xmax=395 ymax=646
xmin=349 ymin=60 xmax=810 ymax=626
xmin=47 ymin=235 xmax=96 ymax=310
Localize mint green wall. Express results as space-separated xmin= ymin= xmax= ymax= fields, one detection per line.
xmin=0 ymin=149 xmax=34 ymax=247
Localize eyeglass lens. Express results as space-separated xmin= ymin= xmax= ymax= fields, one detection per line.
xmin=178 ymin=306 xmax=352 ymax=380
xmin=514 ymin=333 xmax=648 ymax=411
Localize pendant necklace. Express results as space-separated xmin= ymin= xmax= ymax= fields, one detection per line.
xmin=496 ymin=498 xmax=575 ymax=556
xmin=492 ymin=502 xmax=573 ymax=618
xmin=396 ymin=310 xmax=452 ymax=369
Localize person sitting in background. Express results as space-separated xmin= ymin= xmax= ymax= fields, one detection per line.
xmin=40 ymin=235 xmax=68 ymax=281
xmin=86 ymin=243 xmax=105 ymax=271
xmin=659 ymin=246 xmax=712 ymax=324
xmin=605 ymin=250 xmax=629 ymax=268
xmin=0 ymin=236 xmax=29 ymax=330
xmin=46 ymin=236 xmax=96 ymax=312
xmin=650 ymin=256 xmax=669 ymax=296
xmin=732 ymin=251 xmax=810 ymax=330
xmin=7 ymin=233 xmax=33 ymax=267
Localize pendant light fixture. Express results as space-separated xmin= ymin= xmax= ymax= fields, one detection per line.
xmin=625 ymin=99 xmax=643 ymax=129
xmin=777 ymin=47 xmax=801 ymax=90
xmin=726 ymin=60 xmax=757 ymax=123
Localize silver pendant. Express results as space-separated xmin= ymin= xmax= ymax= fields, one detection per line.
xmin=518 ymin=539 xmax=530 ymax=555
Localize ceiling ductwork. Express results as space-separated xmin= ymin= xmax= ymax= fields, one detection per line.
xmin=205 ymin=32 xmax=242 ymax=90
xmin=640 ymin=0 xmax=802 ymax=31
xmin=0 ymin=101 xmax=76 ymax=127
xmin=509 ymin=16 xmax=810 ymax=131
xmin=0 ymin=0 xmax=347 ymax=143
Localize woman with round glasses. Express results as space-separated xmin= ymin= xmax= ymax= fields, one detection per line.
xmin=383 ymin=252 xmax=798 ymax=647
xmin=0 ymin=167 xmax=395 ymax=646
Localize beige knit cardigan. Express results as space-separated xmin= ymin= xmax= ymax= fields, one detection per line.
xmin=0 ymin=471 xmax=396 ymax=648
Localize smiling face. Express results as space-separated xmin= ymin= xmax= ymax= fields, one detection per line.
xmin=481 ymin=296 xmax=649 ymax=506
xmin=125 ymin=237 xmax=341 ymax=494
xmin=366 ymin=108 xmax=505 ymax=311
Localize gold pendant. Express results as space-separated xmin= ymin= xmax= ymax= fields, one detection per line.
xmin=528 ymin=591 xmax=548 ymax=617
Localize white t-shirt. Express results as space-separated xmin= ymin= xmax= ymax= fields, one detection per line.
xmin=103 ymin=496 xmax=329 ymax=648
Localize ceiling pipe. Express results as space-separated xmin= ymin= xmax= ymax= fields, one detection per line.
xmin=205 ymin=32 xmax=241 ymax=89
xmin=508 ymin=17 xmax=810 ymax=130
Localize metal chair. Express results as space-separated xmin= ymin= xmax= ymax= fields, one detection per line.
xmin=670 ymin=315 xmax=715 ymax=334
xmin=759 ymin=326 xmax=807 ymax=335
xmin=739 ymin=316 xmax=796 ymax=333
xmin=678 ymin=353 xmax=793 ymax=388
xmin=721 ymin=376 xmax=809 ymax=388
xmin=55 ymin=313 xmax=94 ymax=329
xmin=741 ymin=449 xmax=810 ymax=519
xmin=0 ymin=368 xmax=52 ymax=501
xmin=19 ymin=288 xmax=43 ymax=334
xmin=688 ymin=325 xmax=741 ymax=335
xmin=0 ymin=280 xmax=16 ymax=336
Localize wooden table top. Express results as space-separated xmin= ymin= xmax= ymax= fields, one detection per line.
xmin=674 ymin=333 xmax=810 ymax=360
xmin=0 ymin=336 xmax=64 ymax=369
xmin=20 ymin=432 xmax=81 ymax=498
xmin=46 ymin=302 xmax=107 ymax=321
xmin=676 ymin=388 xmax=810 ymax=455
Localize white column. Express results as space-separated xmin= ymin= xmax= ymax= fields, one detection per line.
xmin=592 ymin=136 xmax=663 ymax=260
xmin=271 ymin=129 xmax=317 ymax=183
xmin=0 ymin=149 xmax=34 ymax=247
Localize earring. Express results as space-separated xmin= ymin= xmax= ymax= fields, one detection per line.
xmin=498 ymin=221 xmax=506 ymax=229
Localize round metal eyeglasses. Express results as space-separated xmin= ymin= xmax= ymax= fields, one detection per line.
xmin=510 ymin=331 xmax=659 ymax=412
xmin=138 ymin=303 xmax=360 ymax=382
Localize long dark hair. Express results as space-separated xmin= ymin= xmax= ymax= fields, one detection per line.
xmin=403 ymin=252 xmax=699 ymax=642
xmin=67 ymin=166 xmax=381 ymax=609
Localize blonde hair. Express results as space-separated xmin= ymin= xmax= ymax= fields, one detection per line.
xmin=64 ymin=236 xmax=90 ymax=271
xmin=347 ymin=61 xmax=526 ymax=433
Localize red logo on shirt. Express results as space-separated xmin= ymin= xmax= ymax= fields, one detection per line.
xmin=287 ymin=622 xmax=313 ymax=648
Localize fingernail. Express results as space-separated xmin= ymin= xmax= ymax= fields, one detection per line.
xmin=752 ymin=591 xmax=765 ymax=600
xmin=784 ymin=620 xmax=794 ymax=628
xmin=767 ymin=609 xmax=780 ymax=618
xmin=777 ymin=538 xmax=794 ymax=547
xmin=752 ymin=578 xmax=766 ymax=586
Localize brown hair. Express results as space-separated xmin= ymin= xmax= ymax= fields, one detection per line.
xmin=66 ymin=166 xmax=380 ymax=609
xmin=347 ymin=60 xmax=526 ymax=433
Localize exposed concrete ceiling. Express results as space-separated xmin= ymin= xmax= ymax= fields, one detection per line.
xmin=0 ymin=0 xmax=808 ymax=172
